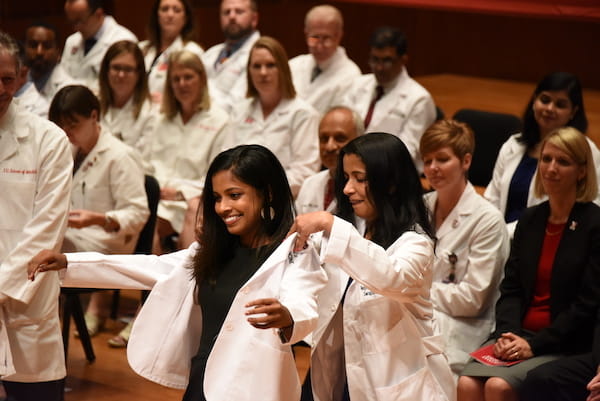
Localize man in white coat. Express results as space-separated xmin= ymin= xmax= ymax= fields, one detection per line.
xmin=201 ymin=0 xmax=259 ymax=112
xmin=296 ymin=106 xmax=364 ymax=214
xmin=289 ymin=5 xmax=361 ymax=114
xmin=61 ymin=0 xmax=137 ymax=92
xmin=342 ymin=26 xmax=436 ymax=171
xmin=24 ymin=22 xmax=78 ymax=113
xmin=0 ymin=31 xmax=72 ymax=401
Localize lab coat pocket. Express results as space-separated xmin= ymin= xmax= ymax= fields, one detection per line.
xmin=0 ymin=180 xmax=35 ymax=230
xmin=374 ymin=366 xmax=449 ymax=401
xmin=358 ymin=297 xmax=406 ymax=354
xmin=83 ymin=185 xmax=112 ymax=212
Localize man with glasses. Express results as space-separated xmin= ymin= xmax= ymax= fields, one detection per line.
xmin=60 ymin=0 xmax=136 ymax=91
xmin=289 ymin=4 xmax=360 ymax=114
xmin=24 ymin=22 xmax=78 ymax=109
xmin=201 ymin=0 xmax=259 ymax=112
xmin=342 ymin=26 xmax=435 ymax=171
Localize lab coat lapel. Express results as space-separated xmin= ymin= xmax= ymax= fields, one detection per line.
xmin=435 ymin=183 xmax=477 ymax=239
xmin=0 ymin=103 xmax=26 ymax=163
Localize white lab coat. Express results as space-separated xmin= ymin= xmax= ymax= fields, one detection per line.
xmin=14 ymin=83 xmax=48 ymax=118
xmin=60 ymin=234 xmax=327 ymax=400
xmin=36 ymin=63 xmax=80 ymax=104
xmin=289 ymin=47 xmax=361 ymax=114
xmin=63 ymin=132 xmax=148 ymax=254
xmin=60 ymin=16 xmax=137 ymax=91
xmin=140 ymin=37 xmax=204 ymax=105
xmin=150 ymin=106 xmax=229 ymax=232
xmin=484 ymin=133 xmax=600 ymax=235
xmin=201 ymin=31 xmax=260 ymax=113
xmin=224 ymin=97 xmax=320 ymax=196
xmin=310 ymin=217 xmax=456 ymax=401
xmin=295 ymin=169 xmax=337 ymax=214
xmin=101 ymin=98 xmax=157 ymax=172
xmin=424 ymin=183 xmax=509 ymax=375
xmin=342 ymin=68 xmax=436 ymax=171
xmin=0 ymin=102 xmax=72 ymax=382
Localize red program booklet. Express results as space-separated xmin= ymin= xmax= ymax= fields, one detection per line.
xmin=469 ymin=343 xmax=523 ymax=367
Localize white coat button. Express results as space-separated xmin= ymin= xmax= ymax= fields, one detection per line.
xmin=240 ymin=286 xmax=250 ymax=294
xmin=330 ymin=304 xmax=337 ymax=312
xmin=224 ymin=323 xmax=234 ymax=331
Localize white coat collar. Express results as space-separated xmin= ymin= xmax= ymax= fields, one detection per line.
xmin=241 ymin=234 xmax=299 ymax=286
xmin=427 ymin=182 xmax=479 ymax=238
xmin=0 ymin=102 xmax=29 ymax=162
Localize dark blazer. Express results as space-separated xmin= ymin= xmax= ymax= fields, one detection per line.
xmin=494 ymin=201 xmax=600 ymax=356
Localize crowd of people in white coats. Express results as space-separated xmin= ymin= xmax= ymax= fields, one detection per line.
xmin=1 ymin=0 xmax=600 ymax=400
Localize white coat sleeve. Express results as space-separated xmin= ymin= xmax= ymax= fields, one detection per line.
xmin=105 ymin=148 xmax=149 ymax=237
xmin=484 ymin=139 xmax=511 ymax=212
xmin=431 ymin=214 xmax=509 ymax=317
xmin=399 ymin=94 xmax=436 ymax=165
xmin=278 ymin=236 xmax=327 ymax=344
xmin=0 ymin=126 xmax=72 ymax=304
xmin=62 ymin=246 xmax=193 ymax=290
xmin=287 ymin=107 xmax=321 ymax=196
xmin=322 ymin=217 xmax=433 ymax=303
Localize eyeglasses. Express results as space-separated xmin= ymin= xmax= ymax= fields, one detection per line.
xmin=109 ymin=64 xmax=138 ymax=74
xmin=368 ymin=56 xmax=398 ymax=69
xmin=306 ymin=34 xmax=334 ymax=47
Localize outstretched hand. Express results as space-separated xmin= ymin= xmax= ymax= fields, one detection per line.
xmin=286 ymin=211 xmax=334 ymax=252
xmin=245 ymin=298 xmax=293 ymax=330
xmin=28 ymin=250 xmax=67 ymax=281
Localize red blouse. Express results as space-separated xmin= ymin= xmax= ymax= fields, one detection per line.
xmin=522 ymin=221 xmax=566 ymax=332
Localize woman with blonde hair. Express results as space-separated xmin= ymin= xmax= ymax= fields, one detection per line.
xmin=139 ymin=0 xmax=203 ymax=104
xmin=420 ymin=120 xmax=510 ymax=377
xmin=99 ymin=40 xmax=156 ymax=166
xmin=458 ymin=127 xmax=600 ymax=401
xmin=223 ymin=36 xmax=320 ymax=197
xmin=150 ymin=50 xmax=229 ymax=254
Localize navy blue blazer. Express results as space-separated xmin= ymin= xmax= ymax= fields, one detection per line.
xmin=494 ymin=201 xmax=600 ymax=356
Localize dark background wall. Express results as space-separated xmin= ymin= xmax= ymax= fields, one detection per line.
xmin=2 ymin=0 xmax=599 ymax=88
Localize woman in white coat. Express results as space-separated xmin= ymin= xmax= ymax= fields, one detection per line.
xmin=48 ymin=85 xmax=149 ymax=338
xmin=99 ymin=40 xmax=156 ymax=169
xmin=29 ymin=144 xmax=327 ymax=401
xmin=484 ymin=72 xmax=600 ymax=235
xmin=140 ymin=0 xmax=204 ymax=104
xmin=223 ymin=36 xmax=320 ymax=197
xmin=150 ymin=50 xmax=229 ymax=253
xmin=291 ymin=133 xmax=455 ymax=401
xmin=420 ymin=120 xmax=510 ymax=376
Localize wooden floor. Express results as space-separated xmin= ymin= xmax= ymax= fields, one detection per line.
xmin=4 ymin=74 xmax=599 ymax=401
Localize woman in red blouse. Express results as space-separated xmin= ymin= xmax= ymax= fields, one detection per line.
xmin=458 ymin=127 xmax=600 ymax=401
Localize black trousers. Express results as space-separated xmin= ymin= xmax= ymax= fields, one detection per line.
xmin=520 ymin=353 xmax=595 ymax=401
xmin=3 ymin=379 xmax=64 ymax=401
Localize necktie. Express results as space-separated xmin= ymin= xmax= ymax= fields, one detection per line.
xmin=83 ymin=38 xmax=97 ymax=55
xmin=323 ymin=177 xmax=335 ymax=210
xmin=310 ymin=66 xmax=322 ymax=82
xmin=364 ymin=85 xmax=384 ymax=129
xmin=215 ymin=46 xmax=232 ymax=68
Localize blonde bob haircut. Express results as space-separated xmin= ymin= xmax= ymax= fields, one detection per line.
xmin=246 ymin=36 xmax=296 ymax=99
xmin=533 ymin=127 xmax=598 ymax=202
xmin=420 ymin=119 xmax=475 ymax=161
xmin=161 ymin=50 xmax=210 ymax=119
